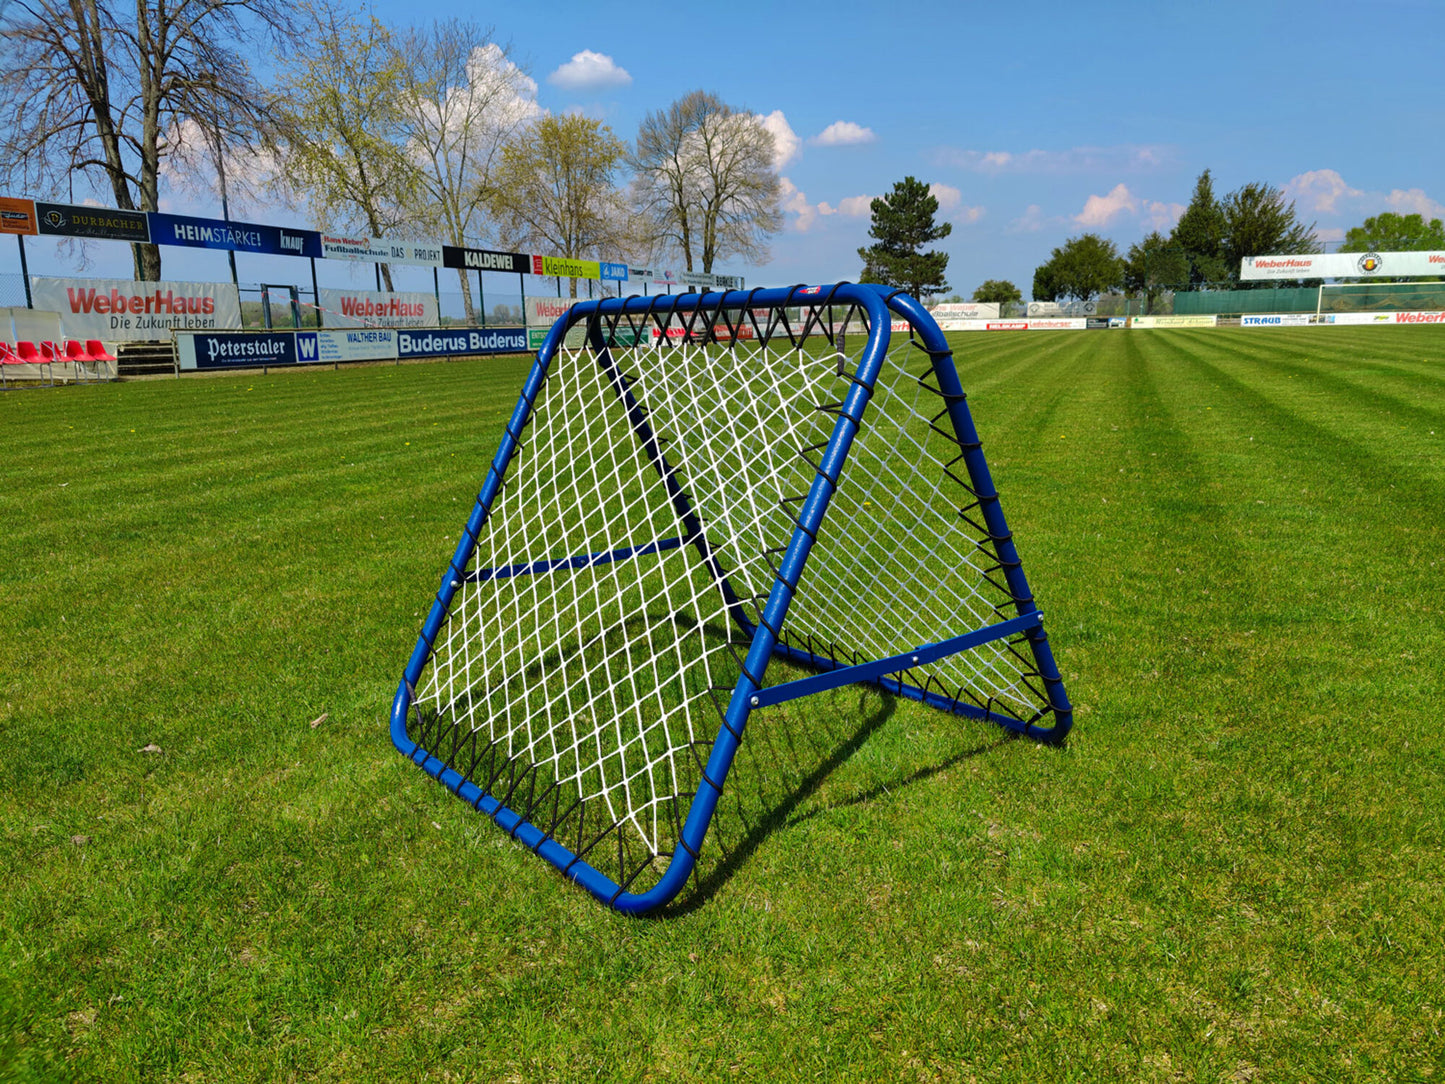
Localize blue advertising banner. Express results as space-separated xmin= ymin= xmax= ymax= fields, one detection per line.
xmin=599 ymin=262 xmax=629 ymax=282
xmin=396 ymin=327 xmax=528 ymax=359
xmin=177 ymin=331 xmax=298 ymax=370
xmin=148 ymin=212 xmax=322 ymax=259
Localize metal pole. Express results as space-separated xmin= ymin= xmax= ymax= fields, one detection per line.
xmin=477 ymin=268 xmax=486 ymax=327
xmin=374 ymin=263 xmax=382 ymax=291
xmin=17 ymin=235 xmax=33 ymax=308
xmin=310 ymin=257 xmax=322 ymax=327
xmin=433 ymin=266 xmax=440 ymax=321
xmin=518 ymin=271 xmax=526 ymax=325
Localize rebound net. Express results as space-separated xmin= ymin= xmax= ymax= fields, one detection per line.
xmin=392 ymin=284 xmax=1071 ymax=913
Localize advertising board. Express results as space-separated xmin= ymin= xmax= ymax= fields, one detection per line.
xmin=177 ymin=331 xmax=298 ymax=371
xmin=37 ymin=202 xmax=149 ymax=243
xmin=396 ymin=327 xmax=528 ymax=359
xmin=1 ymin=197 xmax=37 ymax=235
xmin=149 ymin=212 xmax=321 ymax=259
xmin=533 ymin=255 xmax=601 ymax=281
xmin=526 ymin=296 xmax=580 ymax=327
xmin=296 ymin=329 xmax=398 ymax=364
xmin=1241 ymin=250 xmax=1445 ymax=280
xmin=32 ymin=276 xmax=242 ymax=339
xmin=1129 ymin=315 xmax=1218 ymax=329
xmin=442 ymin=246 xmax=530 ymax=274
xmin=1241 ymin=314 xmax=1313 ymax=327
xmin=1026 ymin=318 xmax=1087 ymax=330
xmin=322 ymin=235 xmax=444 ymax=267
xmin=930 ymin=302 xmax=999 ymax=320
xmin=317 ymin=288 xmax=437 ymax=328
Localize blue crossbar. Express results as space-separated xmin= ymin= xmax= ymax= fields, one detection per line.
xmin=463 ymin=536 xmax=684 ymax=584
xmin=752 ymin=612 xmax=1044 ymax=709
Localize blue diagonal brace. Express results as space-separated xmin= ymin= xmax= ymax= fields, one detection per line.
xmin=752 ymin=612 xmax=1043 ymax=709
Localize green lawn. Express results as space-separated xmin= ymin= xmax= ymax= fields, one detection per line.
xmin=2 ymin=328 xmax=1442 ymax=1082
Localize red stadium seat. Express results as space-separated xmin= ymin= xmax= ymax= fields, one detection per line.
xmin=0 ymin=343 xmax=24 ymax=388
xmin=14 ymin=341 xmax=53 ymax=385
xmin=86 ymin=339 xmax=117 ymax=362
xmin=64 ymin=339 xmax=101 ymax=382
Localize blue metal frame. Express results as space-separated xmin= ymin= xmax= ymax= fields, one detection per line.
xmin=391 ymin=283 xmax=1072 ymax=914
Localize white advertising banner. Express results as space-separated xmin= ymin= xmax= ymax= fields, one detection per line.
xmin=526 ymin=296 xmax=581 ymax=327
xmin=1026 ymin=318 xmax=1088 ymax=330
xmin=934 ymin=318 xmax=990 ymax=332
xmin=318 ymin=288 xmax=437 ymax=328
xmin=1130 ymin=315 xmax=1217 ymax=329
xmin=930 ymin=302 xmax=1000 ymax=320
xmin=320 ymin=234 xmax=445 ymax=267
xmin=1241 ymin=314 xmax=1313 ymax=327
xmin=301 ymin=328 xmax=398 ymax=363
xmin=1241 ymin=250 xmax=1445 ymax=281
xmin=31 ymin=276 xmax=241 ymax=339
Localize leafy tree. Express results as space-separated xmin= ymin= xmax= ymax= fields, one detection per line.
xmin=857 ymin=176 xmax=951 ymax=300
xmin=1220 ymin=181 xmax=1317 ymax=285
xmin=631 ymin=91 xmax=782 ymax=273
xmin=396 ymin=23 xmax=538 ymax=320
xmin=1031 ymin=233 xmax=1122 ymax=301
xmin=972 ymin=279 xmax=1022 ymax=305
xmin=271 ymin=5 xmax=416 ymax=290
xmin=1169 ymin=169 xmax=1229 ymax=287
xmin=1341 ymin=212 xmax=1445 ymax=252
xmin=0 ymin=0 xmax=291 ymax=280
xmin=490 ymin=115 xmax=629 ymax=297
xmin=1123 ymin=231 xmax=1189 ymax=312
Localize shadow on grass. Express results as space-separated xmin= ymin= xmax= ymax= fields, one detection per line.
xmin=661 ymin=684 xmax=1011 ymax=918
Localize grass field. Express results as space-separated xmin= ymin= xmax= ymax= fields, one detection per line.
xmin=2 ymin=327 xmax=1442 ymax=1082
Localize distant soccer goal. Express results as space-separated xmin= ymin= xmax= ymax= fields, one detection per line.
xmin=1317 ymin=280 xmax=1445 ymax=314
xmin=390 ymin=283 xmax=1073 ymax=913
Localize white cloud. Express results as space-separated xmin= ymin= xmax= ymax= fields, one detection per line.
xmin=1009 ymin=204 xmax=1046 ymax=233
xmin=1284 ymin=169 xmax=1364 ymax=214
xmin=1144 ymin=200 xmax=1185 ymax=231
xmin=1386 ymin=187 xmax=1445 ymax=219
xmin=929 ymin=182 xmax=961 ymax=211
xmin=547 ymin=50 xmax=632 ymax=92
xmin=836 ymin=195 xmax=873 ymax=217
xmin=956 ymin=205 xmax=985 ymax=225
xmin=758 ymin=110 xmax=801 ymax=169
xmin=1075 ymin=184 xmax=1138 ymax=227
xmin=779 ymin=177 xmax=819 ymax=232
xmin=812 ymin=120 xmax=876 ymax=147
xmin=936 ymin=144 xmax=1171 ymax=174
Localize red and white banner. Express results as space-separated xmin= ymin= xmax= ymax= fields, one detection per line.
xmin=318 ymin=287 xmax=437 ymax=328
xmin=31 ymin=276 xmax=241 ymax=339
xmin=1241 ymin=250 xmax=1445 ymax=280
xmin=526 ymin=296 xmax=580 ymax=327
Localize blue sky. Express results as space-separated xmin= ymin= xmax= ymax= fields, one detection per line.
xmin=14 ymin=0 xmax=1445 ymax=297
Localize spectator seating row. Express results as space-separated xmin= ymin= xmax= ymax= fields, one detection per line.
xmin=0 ymin=339 xmax=117 ymax=388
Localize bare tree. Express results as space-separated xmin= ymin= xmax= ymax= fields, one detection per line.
xmin=490 ymin=114 xmax=628 ymax=298
xmin=631 ymin=91 xmax=782 ymax=274
xmin=269 ymin=3 xmax=416 ymax=290
xmin=395 ymin=24 xmax=539 ymax=321
xmin=0 ymin=0 xmax=290 ymax=280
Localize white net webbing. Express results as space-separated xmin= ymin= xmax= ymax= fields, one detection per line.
xmin=409 ymin=301 xmax=1051 ymax=893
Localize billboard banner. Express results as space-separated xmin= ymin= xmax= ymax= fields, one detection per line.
xmin=149 ymin=212 xmax=322 ymax=259
xmin=177 ymin=331 xmax=297 ymax=371
xmin=934 ymin=318 xmax=989 ymax=331
xmin=0 ymin=197 xmax=37 ymax=235
xmin=442 ymin=245 xmax=530 ymax=274
xmin=296 ymin=329 xmax=398 ymax=364
xmin=629 ymin=267 xmax=684 ymax=289
xmin=600 ymin=262 xmax=628 ymax=282
xmin=1241 ymin=313 xmax=1313 ymax=327
xmin=1129 ymin=315 xmax=1217 ymax=329
xmin=317 ymin=287 xmax=437 ymax=328
xmin=526 ymin=296 xmax=580 ymax=327
xmin=396 ymin=327 xmax=528 ymax=359
xmin=1026 ymin=318 xmax=1088 ymax=330
xmin=930 ymin=302 xmax=999 ymax=320
xmin=321 ymin=235 xmax=444 ymax=267
xmin=1241 ymin=250 xmax=1445 ymax=280
xmin=37 ymin=201 xmax=149 ymax=243
xmin=32 ymin=276 xmax=242 ymax=339
xmin=533 ymin=255 xmax=601 ymax=280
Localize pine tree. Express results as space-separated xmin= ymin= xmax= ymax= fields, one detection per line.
xmin=858 ymin=176 xmax=951 ymax=300
xmin=1170 ymin=169 xmax=1229 ymax=287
